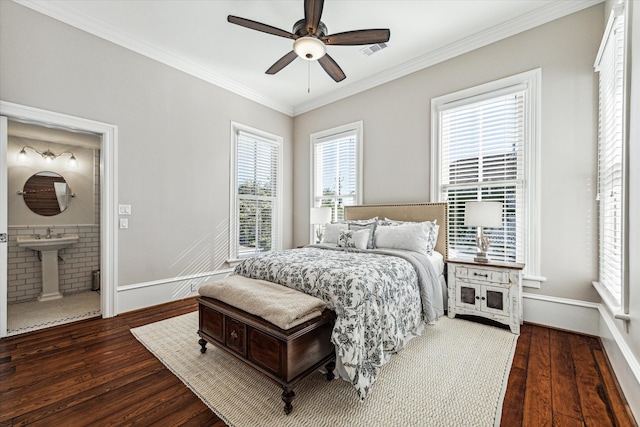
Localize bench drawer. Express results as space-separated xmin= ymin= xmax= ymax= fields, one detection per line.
xmin=199 ymin=304 xmax=224 ymax=343
xmin=248 ymin=328 xmax=282 ymax=376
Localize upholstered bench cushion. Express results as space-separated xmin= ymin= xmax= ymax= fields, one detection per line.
xmin=198 ymin=274 xmax=326 ymax=330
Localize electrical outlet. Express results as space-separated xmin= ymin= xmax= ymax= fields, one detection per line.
xmin=190 ymin=283 xmax=197 ymax=292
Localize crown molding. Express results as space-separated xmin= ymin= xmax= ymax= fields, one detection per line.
xmin=13 ymin=0 xmax=294 ymax=116
xmin=14 ymin=0 xmax=602 ymax=118
xmin=292 ymin=0 xmax=603 ymax=116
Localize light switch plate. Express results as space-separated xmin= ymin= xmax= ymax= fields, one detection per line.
xmin=118 ymin=204 xmax=132 ymax=215
xmin=119 ymin=218 xmax=129 ymax=229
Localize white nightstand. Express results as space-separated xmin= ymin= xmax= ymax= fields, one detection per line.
xmin=447 ymin=258 xmax=524 ymax=334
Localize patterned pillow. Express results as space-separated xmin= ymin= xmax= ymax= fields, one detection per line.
xmin=425 ymin=222 xmax=439 ymax=255
xmin=345 ymin=217 xmax=378 ymax=224
xmin=348 ymin=222 xmax=377 ymax=249
xmin=321 ymin=223 xmax=349 ymax=244
xmin=337 ymin=229 xmax=370 ymax=250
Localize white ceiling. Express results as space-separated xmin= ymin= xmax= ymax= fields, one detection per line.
xmin=16 ymin=0 xmax=601 ymax=116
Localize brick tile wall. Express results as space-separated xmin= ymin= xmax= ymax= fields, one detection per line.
xmin=7 ymin=225 xmax=101 ymax=303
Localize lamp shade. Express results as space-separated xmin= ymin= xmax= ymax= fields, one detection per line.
xmin=310 ymin=207 xmax=332 ymax=225
xmin=293 ymin=36 xmax=327 ymax=60
xmin=464 ymin=201 xmax=502 ymax=228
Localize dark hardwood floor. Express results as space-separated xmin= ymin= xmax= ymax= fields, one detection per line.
xmin=502 ymin=323 xmax=637 ymax=427
xmin=0 ymin=298 xmax=636 ymax=426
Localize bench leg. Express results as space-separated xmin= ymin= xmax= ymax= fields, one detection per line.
xmin=282 ymin=388 xmax=295 ymax=414
xmin=325 ymin=359 xmax=336 ymax=381
xmin=198 ymin=338 xmax=207 ymax=353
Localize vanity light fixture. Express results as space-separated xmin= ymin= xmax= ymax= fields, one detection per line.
xmin=18 ymin=146 xmax=78 ymax=168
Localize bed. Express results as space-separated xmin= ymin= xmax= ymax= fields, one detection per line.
xmin=226 ymin=202 xmax=449 ymax=400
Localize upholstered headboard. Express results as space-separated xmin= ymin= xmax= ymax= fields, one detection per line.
xmin=344 ymin=202 xmax=449 ymax=260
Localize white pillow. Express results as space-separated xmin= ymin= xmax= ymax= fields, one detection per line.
xmin=375 ymin=221 xmax=432 ymax=255
xmin=379 ymin=218 xmax=439 ymax=254
xmin=321 ymin=223 xmax=348 ymax=244
xmin=337 ymin=229 xmax=370 ymax=250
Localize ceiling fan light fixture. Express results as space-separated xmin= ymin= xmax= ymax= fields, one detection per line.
xmin=293 ymin=36 xmax=326 ymax=60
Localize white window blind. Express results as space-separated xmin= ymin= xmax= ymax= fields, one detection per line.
xmin=595 ymin=7 xmax=625 ymax=304
xmin=439 ymin=90 xmax=526 ymax=263
xmin=235 ymin=129 xmax=280 ymax=258
xmin=311 ymin=123 xmax=362 ymax=222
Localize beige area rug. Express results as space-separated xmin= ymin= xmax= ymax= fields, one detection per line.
xmin=7 ymin=291 xmax=101 ymax=336
xmin=132 ymin=312 xmax=518 ymax=427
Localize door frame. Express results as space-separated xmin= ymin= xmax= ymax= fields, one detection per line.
xmin=0 ymin=101 xmax=118 ymax=337
xmin=0 ymin=117 xmax=7 ymax=337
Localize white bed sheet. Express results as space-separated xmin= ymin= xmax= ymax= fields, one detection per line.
xmin=427 ymin=251 xmax=447 ymax=311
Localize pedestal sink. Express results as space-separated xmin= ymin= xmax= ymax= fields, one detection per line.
xmin=17 ymin=234 xmax=79 ymax=301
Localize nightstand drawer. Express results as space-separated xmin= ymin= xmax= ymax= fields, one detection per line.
xmin=455 ymin=266 xmax=508 ymax=284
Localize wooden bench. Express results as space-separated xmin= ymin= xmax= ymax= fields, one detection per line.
xmin=197 ymin=296 xmax=336 ymax=414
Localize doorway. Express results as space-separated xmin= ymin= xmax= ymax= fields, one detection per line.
xmin=0 ymin=101 xmax=118 ymax=337
xmin=7 ymin=121 xmax=101 ymax=334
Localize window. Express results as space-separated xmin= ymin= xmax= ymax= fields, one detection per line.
xmin=431 ymin=70 xmax=542 ymax=287
xmin=311 ymin=121 xmax=363 ymax=237
xmin=230 ymin=122 xmax=282 ymax=260
xmin=593 ymin=4 xmax=629 ymax=317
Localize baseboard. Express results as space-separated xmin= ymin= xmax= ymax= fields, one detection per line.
xmin=523 ymin=293 xmax=640 ymax=421
xmin=598 ymin=305 xmax=640 ymax=422
xmin=117 ymin=269 xmax=233 ymax=314
xmin=522 ymin=292 xmax=600 ymax=335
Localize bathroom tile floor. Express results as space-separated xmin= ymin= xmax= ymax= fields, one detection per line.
xmin=7 ymin=291 xmax=101 ymax=336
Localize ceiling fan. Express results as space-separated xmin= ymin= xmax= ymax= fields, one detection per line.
xmin=227 ymin=0 xmax=390 ymax=82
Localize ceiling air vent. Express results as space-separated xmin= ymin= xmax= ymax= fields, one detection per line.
xmin=360 ymin=42 xmax=388 ymax=56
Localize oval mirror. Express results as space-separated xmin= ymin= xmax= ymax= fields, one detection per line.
xmin=22 ymin=171 xmax=72 ymax=216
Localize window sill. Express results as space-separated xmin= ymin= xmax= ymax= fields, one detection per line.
xmin=593 ymin=281 xmax=631 ymax=322
xmin=227 ymin=258 xmax=244 ymax=267
xmin=523 ymin=274 xmax=546 ymax=289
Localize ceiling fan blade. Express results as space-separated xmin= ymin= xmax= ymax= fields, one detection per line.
xmin=318 ymin=54 xmax=346 ymax=82
xmin=227 ymin=15 xmax=297 ymax=40
xmin=322 ymin=29 xmax=390 ymax=46
xmin=304 ymin=0 xmax=324 ymax=35
xmin=266 ymin=51 xmax=298 ymax=75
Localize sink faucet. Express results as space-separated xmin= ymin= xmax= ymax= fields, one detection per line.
xmin=46 ymin=227 xmax=52 ymax=239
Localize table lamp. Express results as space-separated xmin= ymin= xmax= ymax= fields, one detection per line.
xmin=310 ymin=207 xmax=332 ymax=243
xmin=465 ymin=201 xmax=502 ymax=263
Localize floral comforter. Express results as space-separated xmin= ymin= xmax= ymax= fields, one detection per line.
xmin=233 ymin=245 xmax=443 ymax=400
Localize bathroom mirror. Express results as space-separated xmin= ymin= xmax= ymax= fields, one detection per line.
xmin=21 ymin=171 xmax=72 ymax=216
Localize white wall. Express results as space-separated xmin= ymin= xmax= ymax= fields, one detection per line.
xmin=293 ymin=5 xmax=603 ymax=304
xmin=0 ymin=1 xmax=293 ymax=297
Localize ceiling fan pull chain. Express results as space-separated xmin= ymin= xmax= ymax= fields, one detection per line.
xmin=308 ymin=61 xmax=311 ymax=93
